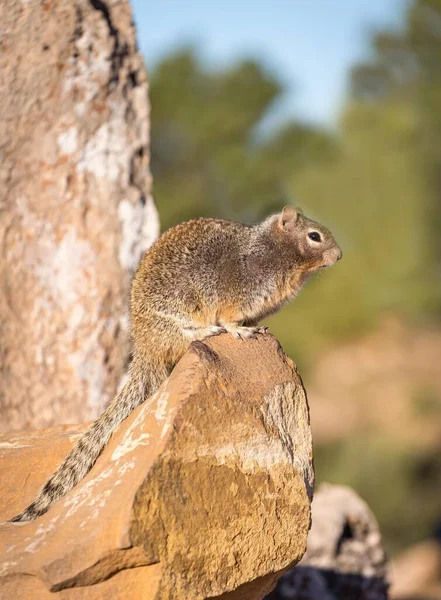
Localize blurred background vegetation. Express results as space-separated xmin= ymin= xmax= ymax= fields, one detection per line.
xmin=139 ymin=0 xmax=441 ymax=556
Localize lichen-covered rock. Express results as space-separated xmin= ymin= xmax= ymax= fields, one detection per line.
xmin=266 ymin=484 xmax=389 ymax=600
xmin=0 ymin=0 xmax=159 ymax=431
xmin=0 ymin=334 xmax=314 ymax=600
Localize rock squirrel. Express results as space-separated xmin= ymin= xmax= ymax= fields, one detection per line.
xmin=10 ymin=206 xmax=341 ymax=522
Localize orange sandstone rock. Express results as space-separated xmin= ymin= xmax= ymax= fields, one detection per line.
xmin=0 ymin=334 xmax=313 ymax=600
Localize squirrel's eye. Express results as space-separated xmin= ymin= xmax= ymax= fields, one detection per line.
xmin=308 ymin=231 xmax=321 ymax=242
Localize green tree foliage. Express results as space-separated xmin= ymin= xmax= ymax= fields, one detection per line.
xmin=149 ymin=48 xmax=337 ymax=226
xmin=350 ymin=0 xmax=441 ymax=267
xmin=150 ymin=49 xmax=280 ymax=223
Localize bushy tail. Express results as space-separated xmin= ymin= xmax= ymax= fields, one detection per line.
xmin=10 ymin=361 xmax=168 ymax=523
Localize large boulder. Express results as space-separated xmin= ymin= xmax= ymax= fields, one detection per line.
xmin=0 ymin=0 xmax=159 ymax=431
xmin=0 ymin=334 xmax=314 ymax=600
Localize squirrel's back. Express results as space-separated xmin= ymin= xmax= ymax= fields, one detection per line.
xmin=131 ymin=217 xmax=254 ymax=327
xmin=134 ymin=218 xmax=251 ymax=286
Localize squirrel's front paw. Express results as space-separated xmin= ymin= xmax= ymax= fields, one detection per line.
xmin=223 ymin=324 xmax=268 ymax=340
xmin=197 ymin=325 xmax=227 ymax=340
xmin=184 ymin=324 xmax=226 ymax=341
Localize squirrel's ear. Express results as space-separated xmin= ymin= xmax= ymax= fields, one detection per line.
xmin=295 ymin=206 xmax=303 ymax=215
xmin=279 ymin=206 xmax=299 ymax=227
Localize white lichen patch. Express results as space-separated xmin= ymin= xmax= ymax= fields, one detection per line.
xmin=69 ymin=339 xmax=110 ymax=413
xmin=197 ymin=435 xmax=294 ymax=473
xmin=22 ymin=516 xmax=60 ymax=554
xmin=88 ymin=488 xmax=111 ymax=507
xmin=63 ymin=466 xmax=113 ymax=519
xmin=0 ymin=442 xmax=32 ymax=449
xmin=63 ymin=24 xmax=109 ymax=117
xmin=0 ymin=561 xmax=18 ymax=576
xmin=67 ymin=304 xmax=86 ymax=331
xmin=111 ymin=394 xmax=156 ymax=462
xmin=151 ymin=385 xmax=175 ymax=441
xmin=117 ymin=460 xmax=136 ymax=476
xmin=154 ymin=391 xmax=169 ymax=423
xmin=118 ymin=196 xmax=160 ymax=271
xmin=111 ymin=431 xmax=151 ymax=462
xmin=119 ymin=312 xmax=130 ymax=334
xmin=78 ymin=123 xmax=113 ymax=180
xmin=57 ymin=126 xmax=78 ymax=155
xmin=77 ymin=100 xmax=133 ymax=186
xmin=111 ymin=399 xmax=155 ymax=462
xmin=32 ymin=225 xmax=96 ymax=309
xmin=77 ymin=487 xmax=112 ymax=523
xmin=142 ymin=194 xmax=160 ymax=249
xmin=110 ymin=384 xmax=172 ymax=463
xmin=160 ymin=420 xmax=172 ymax=441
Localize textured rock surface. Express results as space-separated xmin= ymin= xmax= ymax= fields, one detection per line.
xmin=0 ymin=0 xmax=159 ymax=431
xmin=0 ymin=334 xmax=314 ymax=600
xmin=266 ymin=484 xmax=389 ymax=600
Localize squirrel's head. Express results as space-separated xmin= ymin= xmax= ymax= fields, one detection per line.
xmin=278 ymin=206 xmax=342 ymax=272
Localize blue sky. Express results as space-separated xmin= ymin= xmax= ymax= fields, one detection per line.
xmin=131 ymin=0 xmax=409 ymax=127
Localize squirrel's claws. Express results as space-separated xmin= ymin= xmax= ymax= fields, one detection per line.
xmin=223 ymin=324 xmax=267 ymax=340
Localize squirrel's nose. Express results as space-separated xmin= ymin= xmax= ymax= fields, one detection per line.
xmin=337 ymin=248 xmax=343 ymax=261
